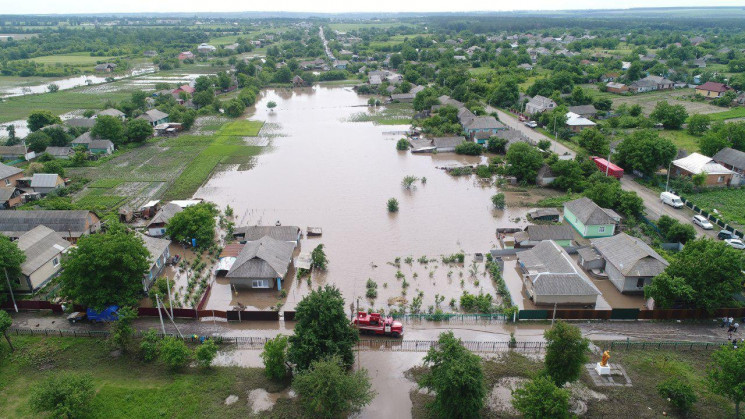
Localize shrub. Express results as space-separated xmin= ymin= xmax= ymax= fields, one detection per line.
xmin=396 ymin=138 xmax=410 ymax=150
xmin=387 ymin=198 xmax=399 ymax=212
xmin=657 ymin=378 xmax=697 ymax=415
xmin=491 ymin=193 xmax=506 ymax=209
xmin=29 ymin=372 xmax=95 ymax=418
xmin=455 ymin=142 xmax=483 ymax=156
xmin=261 ymin=335 xmax=290 ymax=380
xmin=140 ymin=329 xmax=160 ymax=362
xmin=293 ymin=356 xmax=375 ymax=418
xmin=512 ymin=376 xmax=570 ymax=419
xmin=195 ymin=339 xmax=218 ymax=368
xmin=159 ymin=337 xmax=190 ymax=370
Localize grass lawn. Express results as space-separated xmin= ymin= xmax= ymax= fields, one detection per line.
xmin=0 ymin=336 xmax=299 ymax=418
xmin=28 ymin=52 xmax=120 ymax=67
xmin=0 ymin=89 xmax=134 ymax=124
xmin=217 ymin=119 xmax=264 ymax=137
xmin=684 ymin=187 xmax=745 ymax=228
xmin=468 ymin=67 xmax=494 ymax=75
xmin=659 ymin=129 xmax=701 ymax=152
xmin=708 ymin=107 xmax=745 ymax=122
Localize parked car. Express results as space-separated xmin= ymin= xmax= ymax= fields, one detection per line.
xmin=524 ymin=121 xmax=538 ymax=128
xmin=725 ymin=239 xmax=745 ymax=250
xmin=692 ymin=215 xmax=714 ymax=230
xmin=718 ymin=230 xmax=735 ymax=240
xmin=660 ymin=191 xmax=684 ymax=208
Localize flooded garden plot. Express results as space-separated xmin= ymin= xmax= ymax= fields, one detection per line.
xmin=196 ymin=86 xmax=533 ymax=313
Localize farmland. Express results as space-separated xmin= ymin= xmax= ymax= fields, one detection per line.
xmin=29 ymin=52 xmax=120 ymax=67
xmin=586 ymin=87 xmax=724 ymax=116
xmin=0 ymin=89 xmax=135 ymax=124
xmin=707 ymin=107 xmax=745 ymax=122
xmin=684 ymin=187 xmax=745 ymax=229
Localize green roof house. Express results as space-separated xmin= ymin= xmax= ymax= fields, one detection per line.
xmin=563 ymin=197 xmax=620 ymax=238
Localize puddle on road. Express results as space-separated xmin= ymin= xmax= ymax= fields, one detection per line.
xmin=196 ymin=86 xmax=528 ymax=312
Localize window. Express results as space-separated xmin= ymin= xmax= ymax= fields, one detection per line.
xmin=3 ymin=179 xmax=9 ymax=186
xmin=598 ymin=226 xmax=606 ymax=233
xmin=636 ymin=278 xmax=645 ymax=288
xmin=52 ymin=257 xmax=59 ymax=267
xmin=252 ymin=279 xmax=270 ymax=289
xmin=718 ymin=176 xmax=725 ymax=183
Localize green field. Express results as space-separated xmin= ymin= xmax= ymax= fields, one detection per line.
xmin=28 ymin=52 xmax=120 ymax=67
xmin=216 ymin=119 xmax=264 ymax=137
xmin=659 ymin=129 xmax=701 ymax=152
xmin=0 ymin=89 xmax=135 ymax=124
xmin=708 ymin=107 xmax=745 ymax=122
xmin=684 ymin=187 xmax=745 ymax=228
xmin=328 ymin=22 xmax=417 ymax=31
xmin=348 ymin=102 xmax=414 ymax=125
xmin=0 ymin=336 xmax=297 ymax=418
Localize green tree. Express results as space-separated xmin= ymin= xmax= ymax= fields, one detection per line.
xmin=491 ymin=193 xmax=505 ymax=209
xmin=125 ymin=118 xmax=154 ymax=143
xmin=687 ymin=114 xmax=711 ymax=136
xmin=195 ymin=339 xmax=218 ymax=368
xmin=512 ymin=376 xmax=570 ymax=419
xmin=224 ymin=98 xmax=246 ymax=118
xmin=267 ymin=101 xmax=277 ymax=111
xmin=43 ymin=126 xmax=73 ymax=147
xmin=58 ymin=226 xmax=149 ymax=310
xmin=658 ymin=378 xmax=697 ymax=416
xmin=506 ymin=142 xmax=544 ymax=183
xmin=387 ymin=198 xmax=399 ymax=212
xmin=110 ymin=306 xmax=137 ymax=352
xmin=42 ymin=160 xmax=65 ymax=177
xmin=139 ymin=328 xmax=160 ymax=362
xmin=293 ymin=356 xmax=375 ymax=418
xmin=261 ymin=335 xmax=289 ymax=380
xmin=311 ymin=244 xmax=328 ymax=270
xmin=650 ymin=101 xmax=689 ymax=130
xmin=159 ymin=337 xmax=190 ymax=371
xmin=615 ymin=130 xmax=677 ymax=177
xmin=0 ymin=310 xmax=13 ymax=351
xmin=25 ymin=131 xmax=52 ymax=153
xmin=166 ymin=202 xmax=218 ymax=248
xmin=455 ymin=142 xmax=483 ymax=156
xmin=27 ymin=110 xmax=61 ymax=132
xmin=699 ymin=132 xmax=731 ymax=157
xmin=577 ymin=128 xmax=610 ymax=156
xmin=91 ymin=115 xmax=125 ymax=144
xmin=645 ymin=239 xmax=745 ymax=311
xmin=486 ymin=137 xmax=508 ymax=154
xmin=131 ymin=90 xmax=148 ymax=109
xmin=396 ymin=138 xmax=410 ymax=150
xmin=708 ymin=345 xmax=745 ymax=418
xmin=192 ymin=90 xmax=215 ymax=109
xmin=288 ymin=286 xmax=358 ymax=370
xmin=550 ymin=159 xmax=587 ymax=192
xmin=29 ymin=372 xmax=95 ymax=419
xmin=543 ymin=320 xmax=589 ymax=385
xmin=0 ymin=235 xmax=26 ymax=293
xmin=489 ymin=78 xmax=519 ymax=108
xmin=419 ymin=331 xmax=486 ymax=419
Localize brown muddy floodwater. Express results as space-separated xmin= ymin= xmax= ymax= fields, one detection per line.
xmin=197 ymin=86 xmax=528 ymax=312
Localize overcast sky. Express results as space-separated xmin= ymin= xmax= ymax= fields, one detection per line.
xmin=4 ymin=0 xmax=743 ymax=15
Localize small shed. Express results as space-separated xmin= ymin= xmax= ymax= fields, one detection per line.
xmin=577 ymin=247 xmax=604 ymax=270
xmin=527 ymin=208 xmax=560 ymax=222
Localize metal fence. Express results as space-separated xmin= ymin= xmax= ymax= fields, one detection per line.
xmin=391 ymin=313 xmax=509 ymax=322
xmin=608 ymin=340 xmax=727 ymax=351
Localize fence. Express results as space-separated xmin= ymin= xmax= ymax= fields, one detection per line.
xmin=519 ymin=307 xmax=745 ymax=321
xmin=668 ymin=188 xmax=745 ymax=239
xmin=608 ymin=340 xmax=727 ymax=351
xmin=391 ymin=313 xmax=509 ymax=322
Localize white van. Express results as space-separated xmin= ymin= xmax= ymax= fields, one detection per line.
xmin=660 ymin=191 xmax=684 ymax=208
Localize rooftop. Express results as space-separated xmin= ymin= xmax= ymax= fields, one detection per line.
xmin=518 ymin=240 xmax=600 ymax=296
xmin=233 ymin=225 xmax=301 ymax=242
xmin=0 ymin=162 xmax=22 ymax=179
xmin=713 ymin=147 xmax=745 ymax=170
xmin=591 ymin=233 xmax=668 ymax=277
xmin=17 ymin=225 xmax=70 ymax=276
xmin=564 ymin=197 xmax=618 ymax=225
xmin=673 ymin=152 xmax=734 ymax=175
xmin=227 ymin=236 xmax=295 ymax=279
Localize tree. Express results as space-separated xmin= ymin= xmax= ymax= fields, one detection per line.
xmin=25 ymin=131 xmax=52 ymax=153
xmin=159 ymin=337 xmax=190 ymax=370
xmin=29 ymin=372 xmax=95 ymax=419
xmin=224 ymin=98 xmax=246 ymax=118
xmin=577 ymin=128 xmax=609 ymax=156
xmin=261 ymin=335 xmax=289 ymax=380
xmin=195 ymin=339 xmax=218 ymax=368
xmin=125 ymin=118 xmax=154 ymax=143
xmin=512 ymin=376 xmax=570 ymax=419
xmin=491 ymin=193 xmax=505 ymax=209
xmin=455 ymin=142 xmax=483 ymax=156
xmin=58 ymin=226 xmax=149 ymax=310
xmin=110 ymin=306 xmax=137 ymax=352
xmin=645 ymin=239 xmax=745 ymax=311
xmin=293 ymin=356 xmax=375 ymax=418
xmin=43 ymin=126 xmax=72 ymax=147
xmin=615 ymin=130 xmax=677 ymax=177
xmin=699 ymin=132 xmax=731 ymax=157
xmin=166 ymin=202 xmax=218 ymax=249
xmin=658 ymin=378 xmax=697 ymax=416
xmin=0 ymin=235 xmax=25 ymax=293
xmin=419 ymin=331 xmax=486 ymax=419
xmin=192 ymin=90 xmax=215 ymax=109
xmin=396 ymin=138 xmax=409 ymax=150
xmin=288 ymin=286 xmax=358 ymax=370
xmin=140 ymin=329 xmax=160 ymax=362
xmin=91 ymin=115 xmax=125 ymax=144
xmin=708 ymin=345 xmax=745 ymax=418
xmin=311 ymin=244 xmax=328 ymax=270
xmin=506 ymin=142 xmax=544 ymax=183
xmin=27 ymin=110 xmax=61 ymax=132
xmin=687 ymin=114 xmax=710 ymax=136
xmin=0 ymin=310 xmax=13 ymax=351
xmin=267 ymin=101 xmax=277 ymax=111
xmin=543 ymin=320 xmax=589 ymax=385
xmin=650 ymin=101 xmax=689 ymax=130
xmin=486 ymin=137 xmax=508 ymax=154
xmin=550 ymin=159 xmax=586 ymax=192
xmin=489 ymin=78 xmax=519 ymax=108
xmin=43 ymin=160 xmax=65 ymax=177
xmin=387 ymin=198 xmax=399 ymax=212
xmin=131 ymin=90 xmax=148 ymax=109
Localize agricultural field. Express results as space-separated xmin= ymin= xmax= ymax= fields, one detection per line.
xmin=586 ymin=87 xmax=724 ymax=117
xmin=658 ymin=129 xmax=701 ymax=153
xmin=0 ymin=336 xmax=299 ymax=418
xmin=684 ymin=187 xmax=745 ymax=229
xmin=28 ymin=52 xmax=120 ymax=67
xmin=0 ymin=88 xmax=135 ymax=124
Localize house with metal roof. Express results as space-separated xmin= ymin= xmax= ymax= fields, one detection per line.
xmin=15 ymin=225 xmax=71 ymax=292
xmin=30 ymin=173 xmax=64 ymax=195
xmin=96 ymin=108 xmax=126 ymax=121
xmin=513 ymin=225 xmax=574 ymax=248
xmin=147 ymin=203 xmax=183 ymax=237
xmin=712 ymin=147 xmax=745 ymax=186
xmin=137 ymin=109 xmax=169 ymax=127
xmin=226 ymin=236 xmax=295 ymax=290
xmin=0 ymin=145 xmax=30 ymax=161
xmin=233 ymin=225 xmax=301 ymax=246
xmin=591 ymin=233 xmax=668 ymax=294
xmin=89 ymin=140 xmax=115 ymax=155
xmin=525 ymin=95 xmax=557 ymax=114
xmin=463 ymin=116 xmax=506 ymax=141
xmin=527 ymin=208 xmax=560 ymax=222
xmin=517 ymin=240 xmax=601 ymax=306
xmin=565 ymin=112 xmax=596 ymax=133
xmin=0 ymin=162 xmax=23 ymax=187
xmin=568 ymin=105 xmax=597 ymax=119
xmin=563 ymin=197 xmax=620 ymax=238
xmin=137 ymin=232 xmax=171 ymax=292
xmin=0 ymin=186 xmax=23 ymax=209
xmin=0 ymin=210 xmax=100 ymax=242
xmin=43 ymin=146 xmax=75 ymax=159
xmin=672 ymin=152 xmax=734 ymax=187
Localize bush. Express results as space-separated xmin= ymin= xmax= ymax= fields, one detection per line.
xmin=387 ymin=198 xmax=399 ymax=212
xmin=455 ymin=142 xmax=483 ymax=156
xmin=396 ymin=138 xmax=409 ymax=150
xmin=512 ymin=376 xmax=570 ymax=419
xmin=140 ymin=329 xmax=160 ymax=362
xmin=159 ymin=337 xmax=190 ymax=370
xmin=486 ymin=137 xmax=508 ymax=154
xmin=29 ymin=372 xmax=95 ymax=418
xmin=657 ymin=378 xmax=697 ymax=415
xmin=293 ymin=356 xmax=375 ymax=418
xmin=195 ymin=339 xmax=218 ymax=368
xmin=491 ymin=193 xmax=506 ymax=209
xmin=261 ymin=335 xmax=290 ymax=380
xmin=543 ymin=320 xmax=589 ymax=385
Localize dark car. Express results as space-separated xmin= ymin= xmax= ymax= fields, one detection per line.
xmin=718 ymin=230 xmax=734 ymax=240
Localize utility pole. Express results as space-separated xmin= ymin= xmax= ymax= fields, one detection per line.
xmin=156 ymin=294 xmax=166 ymax=335
xmin=356 ymin=297 xmax=360 ymax=370
xmin=165 ymin=275 xmax=174 ymax=318
xmin=552 ymin=302 xmax=557 ymax=325
xmin=4 ymin=268 xmax=18 ymax=313
xmin=665 ymin=161 xmax=672 ymax=192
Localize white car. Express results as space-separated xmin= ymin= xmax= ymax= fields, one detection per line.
xmin=524 ymin=121 xmax=538 ymax=128
xmin=692 ymin=215 xmax=714 ymax=230
xmin=725 ymin=239 xmax=745 ymax=250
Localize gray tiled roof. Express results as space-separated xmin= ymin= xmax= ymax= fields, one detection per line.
xmin=65 ymin=118 xmax=96 ymax=128
xmin=97 ymin=108 xmax=125 ymax=118
xmin=432 ymin=137 xmax=465 ymax=149
xmin=233 ymin=225 xmax=300 ymax=242
xmin=518 ymin=240 xmax=600 ymax=296
xmin=72 ymin=132 xmax=93 ymax=145
xmin=591 ymin=233 xmax=668 ymax=277
xmin=464 ymin=116 xmax=504 ymax=131
xmin=137 ymin=232 xmax=171 ymax=264
xmin=89 ymin=140 xmax=114 ymax=150
xmin=0 ymin=210 xmax=96 ymax=238
xmin=713 ymin=147 xmax=745 ymax=171
xmin=30 ymin=174 xmax=62 ymax=188
xmin=524 ymin=225 xmax=574 ymax=241
xmin=568 ymin=105 xmax=597 ymax=116
xmin=147 ymin=203 xmax=182 ymax=228
xmin=44 ymin=147 xmax=74 ymax=157
xmin=138 ymin=109 xmax=169 ymax=123
xmin=226 ymin=236 xmax=294 ymax=279
xmin=17 ymin=225 xmax=70 ymax=276
xmin=0 ymin=145 xmax=27 ymax=156
xmin=0 ymin=162 xmax=22 ymax=179
xmin=0 ymin=186 xmax=18 ymax=202
xmin=564 ymin=197 xmax=617 ymax=225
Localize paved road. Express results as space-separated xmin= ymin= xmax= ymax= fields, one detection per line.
xmin=492 ymin=108 xmax=576 ymax=157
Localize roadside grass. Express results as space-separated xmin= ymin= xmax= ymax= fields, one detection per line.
xmin=707 ymin=107 xmax=745 ymax=122
xmin=658 ymin=129 xmax=701 ymax=152
xmin=683 ymin=187 xmax=745 ymax=228
xmin=0 ymin=336 xmax=298 ymax=418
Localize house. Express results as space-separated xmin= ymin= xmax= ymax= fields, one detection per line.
xmin=0 ymin=162 xmax=23 ymax=187
xmin=563 ymin=197 xmax=619 ymax=238
xmin=527 ymin=208 xmax=560 ymax=222
xmin=390 ymin=93 xmax=416 ymax=103
xmin=96 ymin=108 xmax=126 ymax=121
xmin=172 ymin=85 xmax=195 ymax=97
xmin=89 ymin=140 xmax=115 ymax=155
xmin=605 ymin=82 xmax=628 ymax=94
xmin=43 ymin=146 xmax=75 ymax=159
xmin=457 ymin=107 xmax=476 ymax=125
xmin=629 ymin=75 xmax=674 ymax=93
xmin=0 ymin=145 xmax=29 ymax=161
xmin=292 ymin=75 xmax=305 ymax=87
xmin=671 ymin=152 xmax=734 ymax=187
xmin=517 ymin=240 xmax=601 ymax=306
xmin=333 ymin=60 xmax=348 ymax=69
xmin=0 ymin=210 xmax=100 ymax=242
xmin=565 ymin=112 xmax=596 ymax=133
xmin=15 ymin=225 xmax=70 ymax=292
xmin=601 ymin=72 xmax=620 ymax=82
xmin=64 ymin=118 xmax=96 ymax=129
xmin=178 ymin=51 xmax=195 ymax=60
xmin=138 ymin=232 xmax=171 ymax=292
xmin=525 ymin=95 xmax=557 ymax=114
xmin=577 ymin=247 xmax=604 ymax=271
xmin=517 ymin=63 xmax=533 ymax=71
xmin=695 ymin=81 xmax=734 ymax=99
xmin=463 ymin=116 xmax=505 ymax=140
xmin=94 ymin=63 xmax=117 ymax=73
xmin=226 ymin=235 xmax=295 ymax=290
xmin=513 ymin=225 xmax=574 ymax=248
xmin=147 ymin=203 xmax=182 ymax=237
xmin=431 ymin=136 xmax=465 ymax=152
xmin=72 ymin=132 xmax=93 ymax=148
xmin=30 ymin=173 xmax=64 ymax=195
xmin=535 ymin=164 xmax=556 ymax=186
xmin=233 ymin=225 xmax=301 ymax=247
xmin=138 ymin=109 xmax=169 ymax=127
xmin=568 ymin=105 xmax=597 ymax=119
xmin=591 ymin=233 xmax=669 ymax=294
xmin=712 ymin=147 xmax=745 ymax=186
xmin=144 ymin=50 xmax=158 ymax=57
xmin=0 ymin=186 xmax=23 ymax=209
xmin=197 ymin=43 xmax=217 ymax=54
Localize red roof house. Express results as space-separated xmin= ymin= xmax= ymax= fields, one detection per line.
xmin=696 ymin=81 xmax=734 ymax=99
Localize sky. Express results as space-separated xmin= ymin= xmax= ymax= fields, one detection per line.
xmin=4 ymin=0 xmax=744 ymax=15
